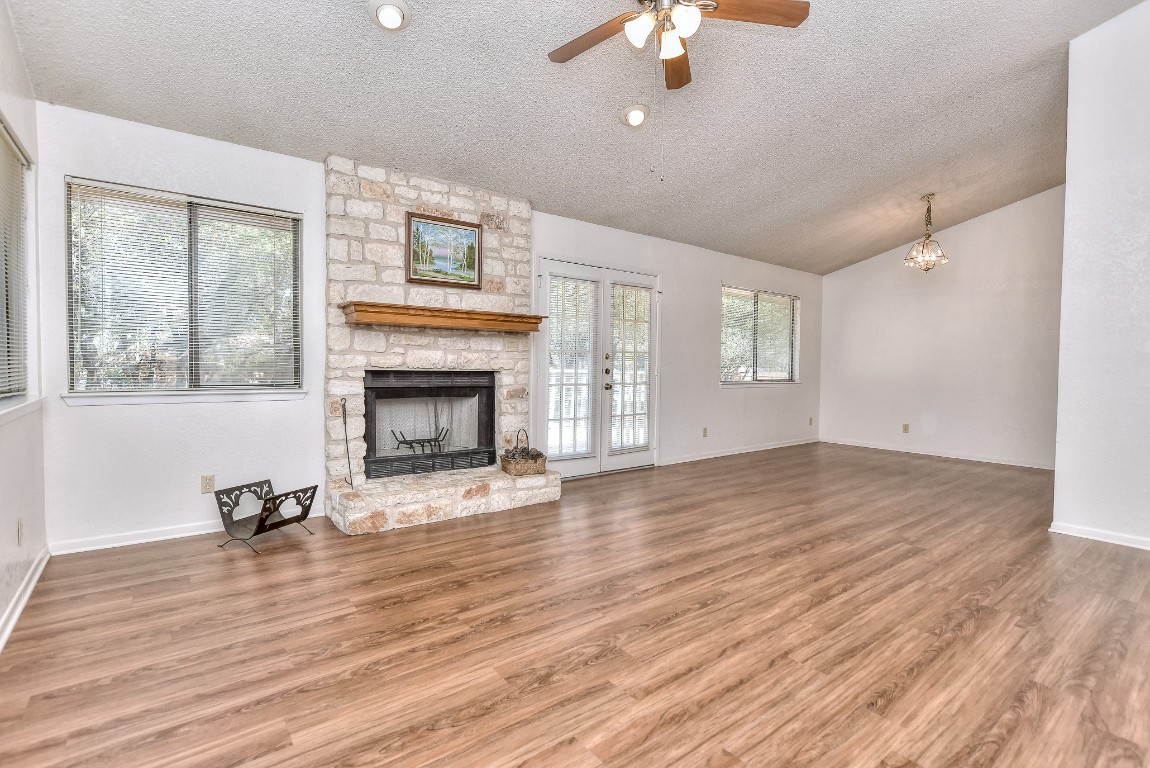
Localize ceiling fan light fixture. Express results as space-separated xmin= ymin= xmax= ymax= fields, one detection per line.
xmin=659 ymin=27 xmax=686 ymax=59
xmin=621 ymin=104 xmax=649 ymax=127
xmin=671 ymin=3 xmax=702 ymax=38
xmin=624 ymin=11 xmax=657 ymax=48
xmin=369 ymin=0 xmax=411 ymax=31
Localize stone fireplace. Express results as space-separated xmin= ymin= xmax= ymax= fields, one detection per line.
xmin=322 ymin=156 xmax=560 ymax=535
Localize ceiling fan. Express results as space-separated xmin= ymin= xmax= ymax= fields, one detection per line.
xmin=547 ymin=0 xmax=811 ymax=90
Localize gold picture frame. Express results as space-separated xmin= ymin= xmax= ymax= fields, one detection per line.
xmin=405 ymin=212 xmax=482 ymax=289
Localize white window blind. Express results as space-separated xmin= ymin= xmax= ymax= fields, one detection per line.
xmin=67 ymin=180 xmax=302 ymax=392
xmin=720 ymin=286 xmax=799 ymax=383
xmin=0 ymin=127 xmax=27 ymax=399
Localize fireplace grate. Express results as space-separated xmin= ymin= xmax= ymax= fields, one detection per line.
xmin=365 ymin=447 xmax=496 ymax=479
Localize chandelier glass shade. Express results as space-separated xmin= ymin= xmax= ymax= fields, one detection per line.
xmin=904 ymin=194 xmax=948 ymax=272
xmin=905 ymin=237 xmax=947 ymax=271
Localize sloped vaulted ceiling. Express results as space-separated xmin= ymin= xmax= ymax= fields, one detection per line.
xmin=6 ymin=0 xmax=1141 ymax=273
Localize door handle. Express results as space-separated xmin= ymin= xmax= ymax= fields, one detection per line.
xmin=604 ymin=383 xmax=613 ymax=391
xmin=604 ymin=368 xmax=612 ymax=375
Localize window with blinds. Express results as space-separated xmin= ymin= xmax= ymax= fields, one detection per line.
xmin=0 ymin=127 xmax=28 ymax=399
xmin=67 ymin=180 xmax=302 ymax=392
xmin=720 ymin=286 xmax=799 ymax=383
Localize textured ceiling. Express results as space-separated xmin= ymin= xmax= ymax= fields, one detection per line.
xmin=6 ymin=0 xmax=1140 ymax=273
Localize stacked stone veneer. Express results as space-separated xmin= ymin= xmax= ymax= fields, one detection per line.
xmin=324 ymin=155 xmax=559 ymax=533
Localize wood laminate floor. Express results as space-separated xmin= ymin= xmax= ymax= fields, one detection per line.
xmin=2 ymin=443 xmax=1149 ymax=767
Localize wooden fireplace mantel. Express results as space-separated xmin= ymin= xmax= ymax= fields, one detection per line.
xmin=341 ymin=302 xmax=545 ymax=333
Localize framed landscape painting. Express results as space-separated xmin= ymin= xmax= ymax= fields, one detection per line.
xmin=405 ymin=212 xmax=482 ymax=289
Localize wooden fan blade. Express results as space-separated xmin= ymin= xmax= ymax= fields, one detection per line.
xmin=705 ymin=0 xmax=810 ymax=27
xmin=548 ymin=13 xmax=638 ymax=63
xmin=664 ymin=37 xmax=692 ymax=90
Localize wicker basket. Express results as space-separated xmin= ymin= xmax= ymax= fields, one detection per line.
xmin=500 ymin=429 xmax=547 ymax=476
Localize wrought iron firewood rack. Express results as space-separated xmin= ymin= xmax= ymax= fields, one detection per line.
xmin=214 ymin=480 xmax=317 ymax=554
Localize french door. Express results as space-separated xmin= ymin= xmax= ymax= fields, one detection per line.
xmin=535 ymin=259 xmax=658 ymax=477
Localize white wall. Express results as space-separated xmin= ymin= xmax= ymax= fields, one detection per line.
xmin=0 ymin=0 xmax=47 ymax=651
xmin=36 ymin=104 xmax=327 ymax=554
xmin=0 ymin=0 xmax=34 ymax=160
xmin=531 ymin=212 xmax=822 ymax=467
xmin=1052 ymin=0 xmax=1150 ymax=551
xmin=0 ymin=403 xmax=48 ymax=649
xmin=820 ymin=187 xmax=1065 ymax=469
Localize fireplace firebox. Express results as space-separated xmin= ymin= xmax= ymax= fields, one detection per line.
xmin=364 ymin=370 xmax=496 ymax=478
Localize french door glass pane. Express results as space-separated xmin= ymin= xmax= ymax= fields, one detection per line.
xmin=610 ymin=284 xmax=652 ymax=452
xmin=547 ymin=276 xmax=598 ymax=457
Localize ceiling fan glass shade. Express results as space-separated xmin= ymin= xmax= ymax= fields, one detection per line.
xmin=624 ymin=11 xmax=657 ymax=48
xmin=904 ymin=237 xmax=948 ymax=272
xmin=671 ymin=3 xmax=702 ymax=38
xmin=659 ymin=27 xmax=686 ymax=59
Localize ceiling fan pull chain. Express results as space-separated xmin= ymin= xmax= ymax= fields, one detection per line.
xmin=650 ymin=51 xmax=661 ymax=176
xmin=661 ymin=62 xmax=670 ymax=182
xmin=658 ymin=48 xmax=667 ymax=182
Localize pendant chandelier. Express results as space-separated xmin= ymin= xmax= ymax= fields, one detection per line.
xmin=904 ymin=193 xmax=948 ymax=272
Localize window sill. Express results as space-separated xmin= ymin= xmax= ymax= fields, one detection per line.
xmin=720 ymin=381 xmax=802 ymax=388
xmin=61 ymin=389 xmax=309 ymax=407
xmin=0 ymin=396 xmax=44 ymax=427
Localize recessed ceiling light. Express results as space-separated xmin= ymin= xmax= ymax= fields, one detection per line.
xmin=621 ymin=104 xmax=649 ymax=128
xmin=369 ymin=0 xmax=411 ymax=31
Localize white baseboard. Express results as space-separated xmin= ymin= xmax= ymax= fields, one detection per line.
xmin=0 ymin=546 xmax=50 ymax=653
xmin=659 ymin=438 xmax=819 ymax=467
xmin=48 ymin=506 xmax=331 ymax=556
xmin=49 ymin=519 xmax=225 ymax=555
xmin=818 ymin=438 xmax=1054 ymax=471
xmin=1049 ymin=522 xmax=1150 ymax=552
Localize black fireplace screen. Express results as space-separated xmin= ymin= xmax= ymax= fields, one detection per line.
xmin=364 ymin=370 xmax=496 ymax=478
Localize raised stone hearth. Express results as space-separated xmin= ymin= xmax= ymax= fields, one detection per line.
xmin=329 ymin=467 xmax=561 ymax=535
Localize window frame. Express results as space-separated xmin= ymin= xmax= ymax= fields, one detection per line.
xmin=720 ymin=285 xmax=800 ymax=386
xmin=64 ymin=177 xmax=304 ymax=396
xmin=0 ymin=122 xmax=29 ymax=403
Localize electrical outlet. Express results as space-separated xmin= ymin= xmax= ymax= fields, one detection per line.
xmin=902 ymin=424 xmax=910 ymax=434
xmin=200 ymin=474 xmax=216 ymax=494
xmin=16 ymin=518 xmax=23 ymax=547
xmin=703 ymin=427 xmax=708 ymax=438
